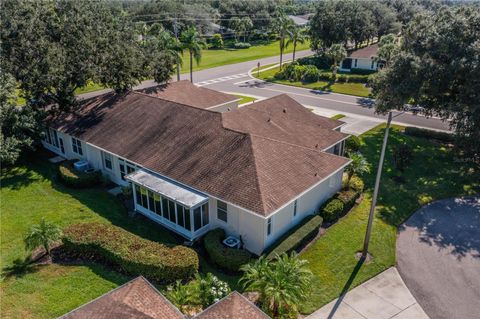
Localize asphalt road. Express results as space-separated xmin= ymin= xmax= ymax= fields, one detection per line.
xmin=397 ymin=197 xmax=480 ymax=319
xmin=79 ymin=49 xmax=450 ymax=131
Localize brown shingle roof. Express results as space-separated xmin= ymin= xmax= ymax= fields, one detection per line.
xmin=350 ymin=43 xmax=379 ymax=59
xmin=194 ymin=292 xmax=270 ymax=319
xmin=49 ymin=91 xmax=349 ymax=216
xmin=60 ymin=277 xmax=184 ymax=319
xmin=138 ymin=80 xmax=239 ymax=109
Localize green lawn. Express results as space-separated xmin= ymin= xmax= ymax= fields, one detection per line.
xmin=235 ymin=94 xmax=257 ymax=105
xmin=299 ymin=124 xmax=479 ymax=313
xmin=256 ymin=65 xmax=371 ymax=98
xmin=331 ymin=114 xmax=346 ymax=120
xmin=0 ymin=151 xmax=239 ymax=318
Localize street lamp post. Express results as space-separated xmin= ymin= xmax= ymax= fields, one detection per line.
xmin=362 ymin=111 xmax=393 ymax=258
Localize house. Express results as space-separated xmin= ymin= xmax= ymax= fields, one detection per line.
xmin=43 ymin=80 xmax=350 ymax=255
xmin=59 ymin=276 xmax=270 ymax=319
xmin=288 ymin=14 xmax=311 ymax=26
xmin=340 ymin=43 xmax=383 ymax=72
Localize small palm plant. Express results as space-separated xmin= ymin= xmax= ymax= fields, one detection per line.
xmin=24 ymin=219 xmax=62 ymax=256
xmin=346 ymin=152 xmax=370 ymax=184
xmin=240 ymin=252 xmax=312 ymax=318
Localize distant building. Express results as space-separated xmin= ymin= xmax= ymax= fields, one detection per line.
xmin=340 ymin=44 xmax=383 ymax=72
xmin=288 ymin=14 xmax=311 ymax=26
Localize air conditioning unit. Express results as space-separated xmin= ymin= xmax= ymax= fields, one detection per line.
xmin=74 ymin=160 xmax=90 ymax=172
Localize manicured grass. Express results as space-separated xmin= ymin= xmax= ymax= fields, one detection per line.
xmin=235 ymin=94 xmax=257 ymax=105
xmin=180 ymin=40 xmax=310 ymax=73
xmin=256 ymin=65 xmax=371 ymax=97
xmin=331 ymin=114 xmax=346 ymax=120
xmin=299 ymin=124 xmax=479 ymax=313
xmin=0 ymin=151 xmax=239 ymax=318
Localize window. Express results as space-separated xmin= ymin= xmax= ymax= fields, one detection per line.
xmin=267 ymin=217 xmax=272 ymax=236
xmin=333 ymin=143 xmax=340 ymax=155
xmin=44 ymin=129 xmax=52 ymax=144
xmin=162 ymin=197 xmax=169 ymax=219
xmin=202 ymin=203 xmax=209 ymax=226
xmin=371 ymin=59 xmax=375 ymax=69
xmin=135 ymin=184 xmax=142 ymax=205
xmin=293 ymin=200 xmax=298 ymax=217
xmin=184 ymin=208 xmax=191 ymax=231
xmin=103 ymin=152 xmax=112 ymax=170
xmin=217 ymin=200 xmax=228 ymax=223
xmin=354 ymin=59 xmax=358 ymax=67
xmin=119 ymin=159 xmax=137 ymax=180
xmin=148 ymin=191 xmax=155 ymax=212
xmin=51 ymin=130 xmax=59 ymax=147
xmin=140 ymin=187 xmax=148 ymax=209
xmin=168 ymin=200 xmax=176 ymax=223
xmin=154 ymin=194 xmax=161 ymax=215
xmin=71 ymin=137 xmax=83 ymax=155
xmin=194 ymin=207 xmax=202 ymax=231
xmin=176 ymin=203 xmax=185 ymax=228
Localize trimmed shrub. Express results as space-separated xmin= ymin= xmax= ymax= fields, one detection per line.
xmin=347 ymin=74 xmax=369 ymax=83
xmin=265 ymin=215 xmax=323 ymax=259
xmin=336 ymin=189 xmax=360 ymax=211
xmin=337 ymin=74 xmax=348 ymax=83
xmin=210 ymin=33 xmax=224 ymax=49
xmin=302 ymin=65 xmax=320 ymax=83
xmin=350 ymin=68 xmax=376 ymax=75
xmin=346 ymin=135 xmax=361 ymax=153
xmin=349 ymin=176 xmax=364 ymax=193
xmin=58 ymin=161 xmax=100 ymax=188
xmin=274 ymin=70 xmax=286 ymax=80
xmin=404 ymin=126 xmax=454 ymax=143
xmin=322 ymin=199 xmax=344 ymax=222
xmin=234 ymin=42 xmax=251 ymax=49
xmin=319 ymin=72 xmax=335 ymax=82
xmin=297 ymin=55 xmax=332 ymax=69
xmin=204 ymin=228 xmax=252 ymax=272
xmin=63 ymin=223 xmax=199 ymax=282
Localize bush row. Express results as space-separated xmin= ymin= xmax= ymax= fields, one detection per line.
xmin=320 ymin=186 xmax=362 ymax=222
xmin=404 ymin=126 xmax=454 ymax=143
xmin=275 ymin=63 xmax=371 ymax=84
xmin=58 ymin=161 xmax=101 ymax=188
xmin=233 ymin=42 xmax=251 ymax=49
xmin=63 ymin=222 xmax=199 ymax=282
xmin=297 ymin=55 xmax=332 ymax=70
xmin=204 ymin=228 xmax=252 ymax=272
xmin=265 ymin=214 xmax=323 ymax=259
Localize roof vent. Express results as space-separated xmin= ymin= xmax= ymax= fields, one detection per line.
xmin=315 ymin=144 xmax=319 ymax=148
xmin=267 ymin=118 xmax=271 ymax=122
xmin=283 ymin=108 xmax=287 ymax=113
xmin=314 ymin=172 xmax=318 ymax=177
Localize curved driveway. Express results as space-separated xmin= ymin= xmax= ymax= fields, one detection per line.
xmin=397 ymin=197 xmax=480 ymax=319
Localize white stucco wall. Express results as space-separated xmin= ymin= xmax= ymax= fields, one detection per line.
xmin=340 ymin=57 xmax=378 ymax=72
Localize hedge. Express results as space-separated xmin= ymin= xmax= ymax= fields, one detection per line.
xmin=63 ymin=222 xmax=199 ymax=282
xmin=322 ymin=199 xmax=344 ymax=222
xmin=350 ymin=68 xmax=377 ymax=75
xmin=404 ymin=126 xmax=455 ymax=143
xmin=265 ymin=215 xmax=323 ymax=259
xmin=58 ymin=161 xmax=101 ymax=188
xmin=204 ymin=228 xmax=252 ymax=272
xmin=336 ymin=189 xmax=360 ymax=212
xmin=349 ymin=176 xmax=364 ymax=193
xmin=234 ymin=42 xmax=251 ymax=49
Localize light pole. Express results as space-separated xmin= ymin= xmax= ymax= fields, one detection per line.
xmin=362 ymin=111 xmax=393 ymax=258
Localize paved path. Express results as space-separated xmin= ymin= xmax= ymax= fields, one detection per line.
xmin=307 ymin=267 xmax=428 ymax=319
xmin=397 ymin=197 xmax=480 ymax=319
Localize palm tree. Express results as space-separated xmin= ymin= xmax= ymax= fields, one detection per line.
xmin=180 ymin=26 xmax=206 ymax=83
xmin=24 ymin=219 xmax=62 ymax=256
xmin=274 ymin=13 xmax=294 ymax=70
xmin=346 ymin=152 xmax=370 ymax=184
xmin=326 ymin=43 xmax=347 ymax=76
xmin=240 ymin=253 xmax=312 ymax=318
xmin=286 ymin=26 xmax=308 ymax=62
xmin=157 ymin=28 xmax=183 ymax=81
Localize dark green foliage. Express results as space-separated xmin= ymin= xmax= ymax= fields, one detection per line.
xmin=233 ymin=42 xmax=251 ymax=49
xmin=337 ymin=74 xmax=347 ymax=83
xmin=302 ymin=65 xmax=320 ymax=83
xmin=63 ymin=222 xmax=199 ymax=282
xmin=346 ymin=135 xmax=361 ymax=153
xmin=319 ymin=72 xmax=335 ymax=82
xmin=346 ymin=74 xmax=370 ymax=83
xmin=210 ymin=34 xmax=224 ymax=49
xmin=57 ymin=161 xmax=101 ymax=188
xmin=393 ymin=143 xmax=413 ymax=172
xmin=321 ymin=199 xmax=344 ymax=222
xmin=349 ymin=176 xmax=365 ymax=193
xmin=297 ymin=55 xmax=332 ymax=70
xmin=350 ymin=68 xmax=377 ymax=75
xmin=265 ymin=215 xmax=323 ymax=259
xmin=404 ymin=127 xmax=455 ymax=143
xmin=204 ymin=228 xmax=252 ymax=272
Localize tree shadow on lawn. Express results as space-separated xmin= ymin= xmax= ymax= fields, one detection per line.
xmin=359 ymin=126 xmax=479 ymax=228
xmin=1 ymin=257 xmax=44 ymax=280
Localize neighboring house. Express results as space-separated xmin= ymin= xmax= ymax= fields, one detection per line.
xmin=288 ymin=14 xmax=311 ymax=26
xmin=340 ymin=43 xmax=383 ymax=72
xmin=59 ymin=276 xmax=270 ymax=319
xmin=43 ymin=80 xmax=350 ymax=255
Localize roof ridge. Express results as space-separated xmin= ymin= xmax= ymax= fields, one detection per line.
xmin=245 ymin=134 xmax=271 ymax=214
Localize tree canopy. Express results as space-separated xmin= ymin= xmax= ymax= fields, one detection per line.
xmin=372 ymin=6 xmax=480 ymax=162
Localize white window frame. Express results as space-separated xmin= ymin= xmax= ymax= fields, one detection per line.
xmin=217 ymin=200 xmax=228 ymax=223
xmin=102 ymin=151 xmax=113 ymax=170
xmin=71 ymin=137 xmax=83 ymax=155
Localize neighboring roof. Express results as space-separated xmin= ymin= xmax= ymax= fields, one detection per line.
xmin=59 ymin=277 xmax=184 ymax=319
xmin=126 ymin=169 xmax=208 ymax=208
xmin=349 ymin=43 xmax=379 ymax=59
xmin=139 ymin=81 xmax=239 ymax=109
xmin=288 ymin=14 xmax=310 ymax=26
xmin=48 ymin=92 xmax=349 ymax=216
xmin=194 ymin=291 xmax=270 ymax=319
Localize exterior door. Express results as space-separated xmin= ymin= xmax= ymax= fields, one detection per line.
xmin=59 ymin=138 xmax=65 ymax=154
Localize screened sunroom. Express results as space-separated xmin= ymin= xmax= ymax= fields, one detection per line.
xmin=126 ymin=170 xmax=210 ymax=239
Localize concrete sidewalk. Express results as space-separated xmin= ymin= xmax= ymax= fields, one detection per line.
xmin=306 ymin=267 xmax=429 ymax=319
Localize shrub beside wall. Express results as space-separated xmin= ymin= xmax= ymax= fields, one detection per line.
xmin=204 ymin=228 xmax=252 ymax=272
xmin=58 ymin=161 xmax=100 ymax=188
xmin=322 ymin=199 xmax=344 ymax=222
xmin=63 ymin=223 xmax=199 ymax=282
xmin=265 ymin=215 xmax=323 ymax=259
